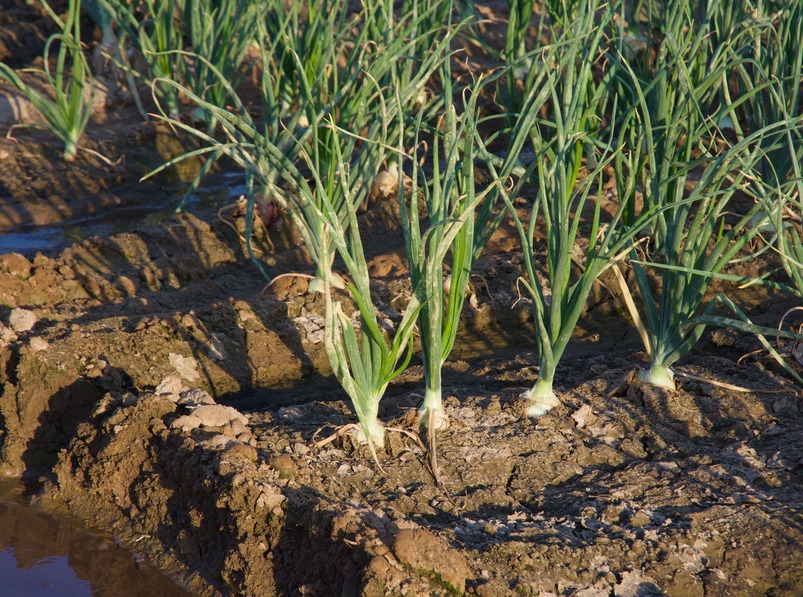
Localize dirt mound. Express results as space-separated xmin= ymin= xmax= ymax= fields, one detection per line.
xmin=12 ymin=351 xmax=803 ymax=596
xmin=34 ymin=376 xmax=479 ymax=596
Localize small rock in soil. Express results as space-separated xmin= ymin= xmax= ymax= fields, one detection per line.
xmin=170 ymin=414 xmax=203 ymax=432
xmin=191 ymin=404 xmax=248 ymax=427
xmin=0 ymin=322 xmax=18 ymax=344
xmin=269 ymin=454 xmax=297 ymax=479
xmin=155 ymin=373 xmax=184 ymax=399
xmin=614 ymin=570 xmax=663 ymax=596
xmin=177 ymin=388 xmax=216 ymax=407
xmin=29 ymin=335 xmax=49 ymax=351
xmin=9 ymin=307 xmax=36 ymax=332
xmin=169 ymin=352 xmax=201 ymax=381
xmin=392 ymin=528 xmax=469 ymax=594
xmin=0 ymin=253 xmax=32 ymax=278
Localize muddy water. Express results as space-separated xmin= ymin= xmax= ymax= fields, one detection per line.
xmin=0 ymin=171 xmax=246 ymax=256
xmin=0 ymin=480 xmax=192 ymax=597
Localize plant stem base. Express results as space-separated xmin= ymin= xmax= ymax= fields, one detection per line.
xmin=417 ymin=404 xmax=448 ymax=430
xmin=522 ymin=387 xmax=560 ymax=418
xmin=417 ymin=387 xmax=448 ymax=429
xmin=639 ymin=364 xmax=676 ymax=391
xmin=353 ymin=418 xmax=386 ymax=449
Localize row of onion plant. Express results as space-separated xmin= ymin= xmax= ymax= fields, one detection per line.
xmin=147 ymin=0 xmax=467 ymax=448
xmin=9 ymin=0 xmax=803 ymax=446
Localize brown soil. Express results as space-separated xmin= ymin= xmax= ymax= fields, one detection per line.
xmin=1 ymin=3 xmax=802 ymax=596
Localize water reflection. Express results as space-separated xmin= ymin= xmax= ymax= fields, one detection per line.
xmin=0 ymin=480 xmax=191 ymax=597
xmin=0 ymin=171 xmax=246 ymax=257
xmin=0 ymin=551 xmax=92 ymax=596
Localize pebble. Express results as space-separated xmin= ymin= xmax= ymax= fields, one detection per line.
xmin=9 ymin=308 xmax=36 ymax=332
xmin=177 ymin=388 xmax=216 ymax=407
xmin=0 ymin=253 xmax=32 ymax=278
xmin=630 ymin=511 xmax=652 ymax=528
xmin=269 ymin=454 xmax=297 ymax=479
xmin=0 ymin=323 xmax=18 ymax=344
xmin=29 ymin=336 xmax=49 ymax=351
xmin=155 ymin=374 xmax=184 ymax=399
xmin=170 ymin=414 xmax=202 ymax=432
xmin=200 ymin=435 xmax=235 ymax=450
xmin=229 ymin=417 xmax=249 ymax=438
xmin=191 ymin=404 xmax=248 ymax=427
xmin=221 ymin=442 xmax=257 ymax=462
xmin=169 ymin=352 xmax=200 ymax=381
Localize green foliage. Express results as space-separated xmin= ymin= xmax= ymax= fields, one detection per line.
xmin=621 ymin=123 xmax=794 ymax=388
xmin=502 ymin=0 xmax=543 ymax=127
xmin=399 ymin=63 xmax=507 ymax=428
xmin=21 ymin=0 xmax=795 ymax=442
xmin=488 ymin=4 xmax=658 ymax=415
xmin=144 ymin=0 xmax=463 ymax=447
xmin=0 ymin=0 xmax=93 ymax=161
xmin=607 ymin=0 xmax=803 ymax=389
xmin=99 ymin=0 xmax=263 ymax=121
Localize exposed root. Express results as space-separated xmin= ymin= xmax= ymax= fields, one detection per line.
xmin=674 ymin=370 xmax=795 ymax=394
xmin=470 ymin=273 xmax=494 ymax=302
xmin=426 ymin=410 xmax=442 ymax=489
xmin=311 ymin=423 xmax=386 ymax=473
xmin=311 ymin=423 xmax=361 ymax=449
xmin=217 ymin=205 xmax=243 ymax=240
xmin=261 ymin=272 xmax=315 ymax=295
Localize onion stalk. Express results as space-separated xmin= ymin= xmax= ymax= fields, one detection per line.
xmin=398 ymin=60 xmax=509 ymax=428
xmin=485 ymin=3 xmax=656 ymax=416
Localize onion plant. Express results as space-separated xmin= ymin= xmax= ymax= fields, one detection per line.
xmin=615 ymin=127 xmax=791 ymax=390
xmin=98 ymin=0 xmax=262 ymax=122
xmin=0 ymin=0 xmax=93 ymax=161
xmin=145 ymin=1 xmax=462 ymax=448
xmin=725 ymin=0 xmax=802 ymax=204
xmin=398 ymin=64 xmax=509 ymax=429
xmin=620 ymin=0 xmax=738 ymax=250
xmin=502 ymin=0 xmax=546 ymax=129
xmin=488 ymin=5 xmax=656 ymax=417
xmin=763 ymin=138 xmax=803 ymax=299
xmin=261 ymin=0 xmax=464 ymax=292
xmin=544 ymin=0 xmax=584 ymax=31
xmin=180 ymin=0 xmax=265 ymax=132
xmin=103 ymin=0 xmax=186 ymax=117
xmin=364 ymin=0 xmax=455 ymax=109
xmin=309 ymin=120 xmax=425 ymax=451
xmin=317 ymin=99 xmax=488 ymax=448
xmin=608 ymin=0 xmax=803 ymax=389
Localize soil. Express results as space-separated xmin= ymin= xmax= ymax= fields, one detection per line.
xmin=1 ymin=3 xmax=802 ymax=596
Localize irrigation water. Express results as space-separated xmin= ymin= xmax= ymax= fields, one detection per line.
xmin=0 ymin=171 xmax=246 ymax=256
xmin=0 ymin=479 xmax=192 ymax=596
